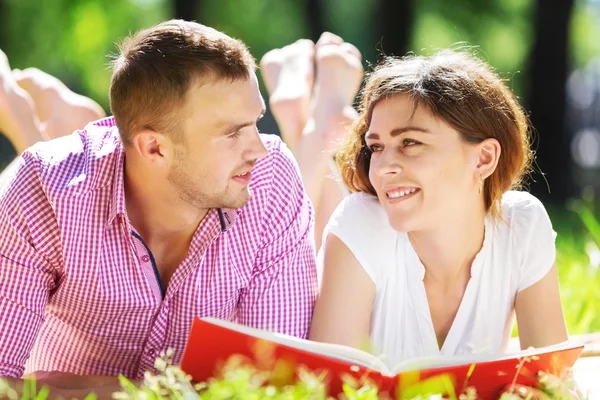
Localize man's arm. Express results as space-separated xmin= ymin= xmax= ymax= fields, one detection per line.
xmin=0 ymin=153 xmax=60 ymax=377
xmin=3 ymin=373 xmax=126 ymax=400
xmin=237 ymin=141 xmax=318 ymax=338
xmin=0 ymin=154 xmax=134 ymax=397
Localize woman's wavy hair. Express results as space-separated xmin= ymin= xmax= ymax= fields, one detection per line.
xmin=336 ymin=50 xmax=534 ymax=220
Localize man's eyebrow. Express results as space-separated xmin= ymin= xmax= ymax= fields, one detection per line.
xmin=222 ymin=108 xmax=266 ymax=135
xmin=365 ymin=126 xmax=431 ymax=140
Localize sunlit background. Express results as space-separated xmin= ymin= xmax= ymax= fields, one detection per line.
xmin=1 ymin=0 xmax=600 ymax=201
xmin=0 ymin=0 xmax=599 ymax=334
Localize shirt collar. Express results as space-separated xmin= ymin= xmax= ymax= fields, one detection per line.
xmin=107 ymin=145 xmax=127 ymax=225
xmin=217 ymin=208 xmax=241 ymax=232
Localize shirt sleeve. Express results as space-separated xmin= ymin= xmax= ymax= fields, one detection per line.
xmin=511 ymin=192 xmax=557 ymax=293
xmin=237 ymin=141 xmax=318 ymax=339
xmin=0 ymin=152 xmax=62 ymax=377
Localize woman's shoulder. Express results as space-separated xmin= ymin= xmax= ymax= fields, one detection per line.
xmin=499 ymin=190 xmax=550 ymax=229
xmin=501 ymin=190 xmax=544 ymax=209
xmin=493 ymin=191 xmax=556 ymax=292
xmin=323 ymin=192 xmax=398 ymax=285
xmin=339 ymin=191 xmax=382 ymax=209
xmin=327 ymin=192 xmax=396 ymax=244
xmin=494 ymin=191 xmax=554 ymax=245
xmin=329 ymin=192 xmax=388 ymax=227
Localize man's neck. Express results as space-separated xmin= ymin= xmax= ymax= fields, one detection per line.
xmin=123 ymin=156 xmax=208 ymax=248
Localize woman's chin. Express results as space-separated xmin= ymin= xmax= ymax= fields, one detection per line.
xmin=387 ymin=214 xmax=418 ymax=233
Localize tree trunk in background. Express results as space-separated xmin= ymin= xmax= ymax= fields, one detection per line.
xmin=0 ymin=0 xmax=17 ymax=170
xmin=306 ymin=0 xmax=325 ymax=43
xmin=0 ymin=0 xmax=6 ymax=50
xmin=173 ymin=0 xmax=199 ymax=21
xmin=527 ymin=0 xmax=574 ymax=204
xmin=379 ymin=0 xmax=413 ymax=58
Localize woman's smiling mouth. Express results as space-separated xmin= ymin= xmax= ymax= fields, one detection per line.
xmin=385 ymin=187 xmax=420 ymax=201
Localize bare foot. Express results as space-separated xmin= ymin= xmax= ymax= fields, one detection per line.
xmin=14 ymin=67 xmax=106 ymax=139
xmin=260 ymin=39 xmax=315 ymax=150
xmin=309 ymin=32 xmax=364 ymax=153
xmin=313 ymin=32 xmax=363 ymax=107
xmin=0 ymin=50 xmax=45 ymax=153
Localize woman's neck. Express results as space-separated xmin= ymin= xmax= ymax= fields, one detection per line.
xmin=408 ymin=206 xmax=487 ymax=285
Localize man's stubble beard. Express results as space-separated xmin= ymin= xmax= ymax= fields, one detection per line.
xmin=167 ymin=161 xmax=252 ymax=211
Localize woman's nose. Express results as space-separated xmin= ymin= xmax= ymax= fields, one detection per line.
xmin=373 ymin=149 xmax=402 ymax=176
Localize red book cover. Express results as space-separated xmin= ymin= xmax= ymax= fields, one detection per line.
xmin=180 ymin=318 xmax=584 ymax=399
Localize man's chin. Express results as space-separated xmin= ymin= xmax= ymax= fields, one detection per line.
xmin=223 ymin=188 xmax=251 ymax=209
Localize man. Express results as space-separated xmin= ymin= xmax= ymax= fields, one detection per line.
xmin=0 ymin=20 xmax=317 ymax=396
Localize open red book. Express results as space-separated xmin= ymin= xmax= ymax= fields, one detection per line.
xmin=180 ymin=318 xmax=583 ymax=399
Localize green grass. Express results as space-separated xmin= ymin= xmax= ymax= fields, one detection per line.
xmin=549 ymin=199 xmax=600 ymax=335
xmin=2 ymin=353 xmax=581 ymax=399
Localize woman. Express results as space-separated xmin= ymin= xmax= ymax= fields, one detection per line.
xmin=309 ymin=50 xmax=568 ymax=367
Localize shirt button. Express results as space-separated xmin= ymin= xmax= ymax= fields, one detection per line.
xmin=141 ymin=255 xmax=150 ymax=263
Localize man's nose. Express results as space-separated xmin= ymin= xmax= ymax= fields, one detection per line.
xmin=247 ymin=127 xmax=268 ymax=161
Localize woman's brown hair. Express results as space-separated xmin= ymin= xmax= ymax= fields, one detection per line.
xmin=336 ymin=50 xmax=534 ymax=219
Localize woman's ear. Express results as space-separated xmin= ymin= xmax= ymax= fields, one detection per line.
xmin=476 ymin=138 xmax=501 ymax=180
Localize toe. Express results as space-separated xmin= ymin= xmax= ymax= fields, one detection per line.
xmin=259 ymin=48 xmax=282 ymax=68
xmin=316 ymin=32 xmax=344 ymax=48
xmin=295 ymin=38 xmax=315 ymax=48
xmin=340 ymin=42 xmax=362 ymax=62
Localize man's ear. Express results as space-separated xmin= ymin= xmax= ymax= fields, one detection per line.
xmin=476 ymin=138 xmax=501 ymax=180
xmin=130 ymin=130 xmax=170 ymax=167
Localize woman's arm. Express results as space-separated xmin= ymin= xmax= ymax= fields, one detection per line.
xmin=508 ymin=263 xmax=577 ymax=399
xmin=515 ymin=263 xmax=568 ymax=349
xmin=309 ymin=233 xmax=376 ymax=348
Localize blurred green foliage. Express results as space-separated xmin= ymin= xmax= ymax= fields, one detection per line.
xmin=555 ymin=198 xmax=600 ymax=335
xmin=2 ymin=0 xmax=598 ymax=113
xmin=1 ymin=0 xmax=599 ymax=336
xmin=0 ymin=352 xmax=581 ymax=399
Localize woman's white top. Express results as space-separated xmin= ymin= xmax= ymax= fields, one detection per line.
xmin=319 ymin=191 xmax=556 ymax=367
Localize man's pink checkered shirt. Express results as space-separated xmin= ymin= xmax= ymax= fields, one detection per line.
xmin=0 ymin=118 xmax=317 ymax=379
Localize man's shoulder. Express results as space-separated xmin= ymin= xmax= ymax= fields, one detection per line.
xmin=25 ymin=118 xmax=121 ymax=198
xmin=237 ymin=134 xmax=309 ymax=229
xmin=259 ymin=132 xmax=284 ymax=150
xmin=258 ymin=133 xmax=295 ymax=168
xmin=251 ymin=134 xmax=301 ymax=190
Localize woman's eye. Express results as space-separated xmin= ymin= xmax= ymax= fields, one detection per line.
xmin=229 ymin=130 xmax=242 ymax=139
xmin=403 ymin=139 xmax=420 ymax=147
xmin=368 ymin=144 xmax=382 ymax=153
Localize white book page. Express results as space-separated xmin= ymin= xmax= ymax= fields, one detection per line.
xmin=202 ymin=317 xmax=393 ymax=374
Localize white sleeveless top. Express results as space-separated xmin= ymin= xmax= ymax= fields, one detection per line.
xmin=319 ymin=191 xmax=556 ymax=366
